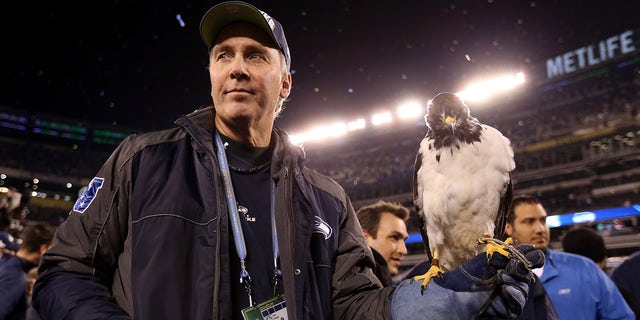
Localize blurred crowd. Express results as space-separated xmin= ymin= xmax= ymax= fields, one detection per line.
xmin=0 ymin=137 xmax=108 ymax=179
xmin=1 ymin=192 xmax=56 ymax=319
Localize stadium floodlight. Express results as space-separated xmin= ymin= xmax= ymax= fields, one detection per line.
xmin=371 ymin=111 xmax=393 ymax=126
xmin=326 ymin=122 xmax=348 ymax=137
xmin=288 ymin=134 xmax=303 ymax=145
xmin=347 ymin=118 xmax=366 ymax=131
xmin=397 ymin=100 xmax=424 ymax=120
xmin=456 ymin=72 xmax=525 ymax=103
xmin=289 ymin=122 xmax=348 ymax=145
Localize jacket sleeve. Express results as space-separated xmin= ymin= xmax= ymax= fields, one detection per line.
xmin=332 ymin=197 xmax=395 ymax=319
xmin=32 ymin=136 xmax=135 ymax=320
xmin=0 ymin=256 xmax=27 ymax=319
xmin=593 ymin=265 xmax=635 ymax=320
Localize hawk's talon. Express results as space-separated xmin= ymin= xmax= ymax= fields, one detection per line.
xmin=484 ymin=237 xmax=513 ymax=259
xmin=415 ymin=263 xmax=444 ymax=289
xmin=479 ymin=236 xmax=537 ymax=281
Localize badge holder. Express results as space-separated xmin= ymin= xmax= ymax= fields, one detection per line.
xmin=242 ymin=294 xmax=287 ymax=320
xmin=216 ymin=132 xmax=286 ymax=320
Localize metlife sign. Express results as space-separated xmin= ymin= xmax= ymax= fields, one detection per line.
xmin=546 ymin=30 xmax=637 ymax=79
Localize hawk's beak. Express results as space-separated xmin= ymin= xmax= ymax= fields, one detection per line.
xmin=445 ymin=116 xmax=455 ymax=134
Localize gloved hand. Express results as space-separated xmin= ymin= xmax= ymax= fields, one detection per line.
xmin=391 ymin=244 xmax=544 ymax=320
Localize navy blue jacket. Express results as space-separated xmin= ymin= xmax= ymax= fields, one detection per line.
xmin=0 ymin=252 xmax=27 ymax=320
xmin=33 ymin=107 xmax=394 ymax=319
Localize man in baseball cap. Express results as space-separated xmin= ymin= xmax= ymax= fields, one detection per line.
xmin=33 ymin=2 xmax=541 ymax=319
xmin=200 ymin=1 xmax=291 ymax=70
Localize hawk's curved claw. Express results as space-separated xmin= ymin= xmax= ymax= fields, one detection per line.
xmin=482 ymin=236 xmax=514 ymax=259
xmin=415 ymin=249 xmax=445 ymax=289
xmin=479 ymin=236 xmax=536 ymax=282
xmin=414 ymin=264 xmax=445 ymax=289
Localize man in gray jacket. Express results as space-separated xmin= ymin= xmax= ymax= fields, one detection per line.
xmin=33 ymin=2 xmax=542 ymax=319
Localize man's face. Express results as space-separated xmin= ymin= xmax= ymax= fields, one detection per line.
xmin=364 ymin=212 xmax=409 ymax=275
xmin=506 ymin=203 xmax=550 ymax=250
xmin=209 ymin=22 xmax=291 ymax=140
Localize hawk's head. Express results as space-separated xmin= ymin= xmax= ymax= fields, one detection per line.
xmin=425 ymin=92 xmax=482 ymax=149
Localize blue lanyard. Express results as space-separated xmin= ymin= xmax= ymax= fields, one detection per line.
xmin=214 ymin=131 xmax=281 ymax=306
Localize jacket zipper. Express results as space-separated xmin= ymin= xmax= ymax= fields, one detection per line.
xmin=180 ymin=125 xmax=224 ymax=319
xmin=280 ymin=165 xmax=298 ymax=319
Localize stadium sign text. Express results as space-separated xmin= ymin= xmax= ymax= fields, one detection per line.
xmin=546 ymin=30 xmax=636 ymax=79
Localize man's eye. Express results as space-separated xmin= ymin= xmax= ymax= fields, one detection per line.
xmin=216 ymin=52 xmax=230 ymax=60
xmin=249 ymin=52 xmax=264 ymax=60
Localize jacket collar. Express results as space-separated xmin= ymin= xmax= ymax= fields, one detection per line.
xmin=540 ymin=249 xmax=559 ymax=282
xmin=174 ymin=106 xmax=307 ymax=179
xmin=174 ymin=106 xmax=216 ymax=148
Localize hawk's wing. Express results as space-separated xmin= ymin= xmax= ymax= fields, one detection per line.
xmin=493 ymin=173 xmax=513 ymax=241
xmin=413 ymin=144 xmax=434 ymax=262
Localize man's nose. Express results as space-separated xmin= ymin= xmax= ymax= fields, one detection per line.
xmin=398 ymin=240 xmax=408 ymax=255
xmin=229 ymin=56 xmax=249 ymax=79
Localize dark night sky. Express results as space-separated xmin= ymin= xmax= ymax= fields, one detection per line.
xmin=1 ymin=1 xmax=638 ymax=133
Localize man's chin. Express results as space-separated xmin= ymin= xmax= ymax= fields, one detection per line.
xmin=533 ymin=242 xmax=549 ymax=250
xmin=389 ymin=262 xmax=401 ymax=275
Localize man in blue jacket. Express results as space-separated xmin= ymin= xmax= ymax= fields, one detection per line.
xmin=0 ymin=241 xmax=28 ymax=320
xmin=506 ymin=194 xmax=634 ymax=320
xmin=33 ymin=2 xmax=542 ymax=319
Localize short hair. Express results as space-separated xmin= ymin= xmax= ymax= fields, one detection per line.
xmin=274 ymin=52 xmax=290 ymax=117
xmin=21 ymin=222 xmax=56 ymax=253
xmin=507 ymin=194 xmax=542 ymax=224
xmin=562 ymin=227 xmax=607 ymax=263
xmin=356 ymin=200 xmax=409 ymax=239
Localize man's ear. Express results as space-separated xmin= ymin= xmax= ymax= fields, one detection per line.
xmin=279 ymin=73 xmax=292 ymax=99
xmin=39 ymin=244 xmax=50 ymax=256
xmin=362 ymin=229 xmax=375 ymax=245
xmin=505 ymin=223 xmax=513 ymax=236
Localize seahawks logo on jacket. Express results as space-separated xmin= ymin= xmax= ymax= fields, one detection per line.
xmin=73 ymin=177 xmax=105 ymax=214
xmin=313 ymin=216 xmax=333 ymax=240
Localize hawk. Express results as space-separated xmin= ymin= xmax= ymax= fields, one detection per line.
xmin=413 ymin=92 xmax=515 ymax=286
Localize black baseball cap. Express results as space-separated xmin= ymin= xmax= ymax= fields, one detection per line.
xmin=200 ymin=1 xmax=291 ymax=70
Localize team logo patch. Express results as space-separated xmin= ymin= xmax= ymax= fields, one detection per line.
xmin=312 ymin=216 xmax=333 ymax=240
xmin=73 ymin=177 xmax=105 ymax=214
